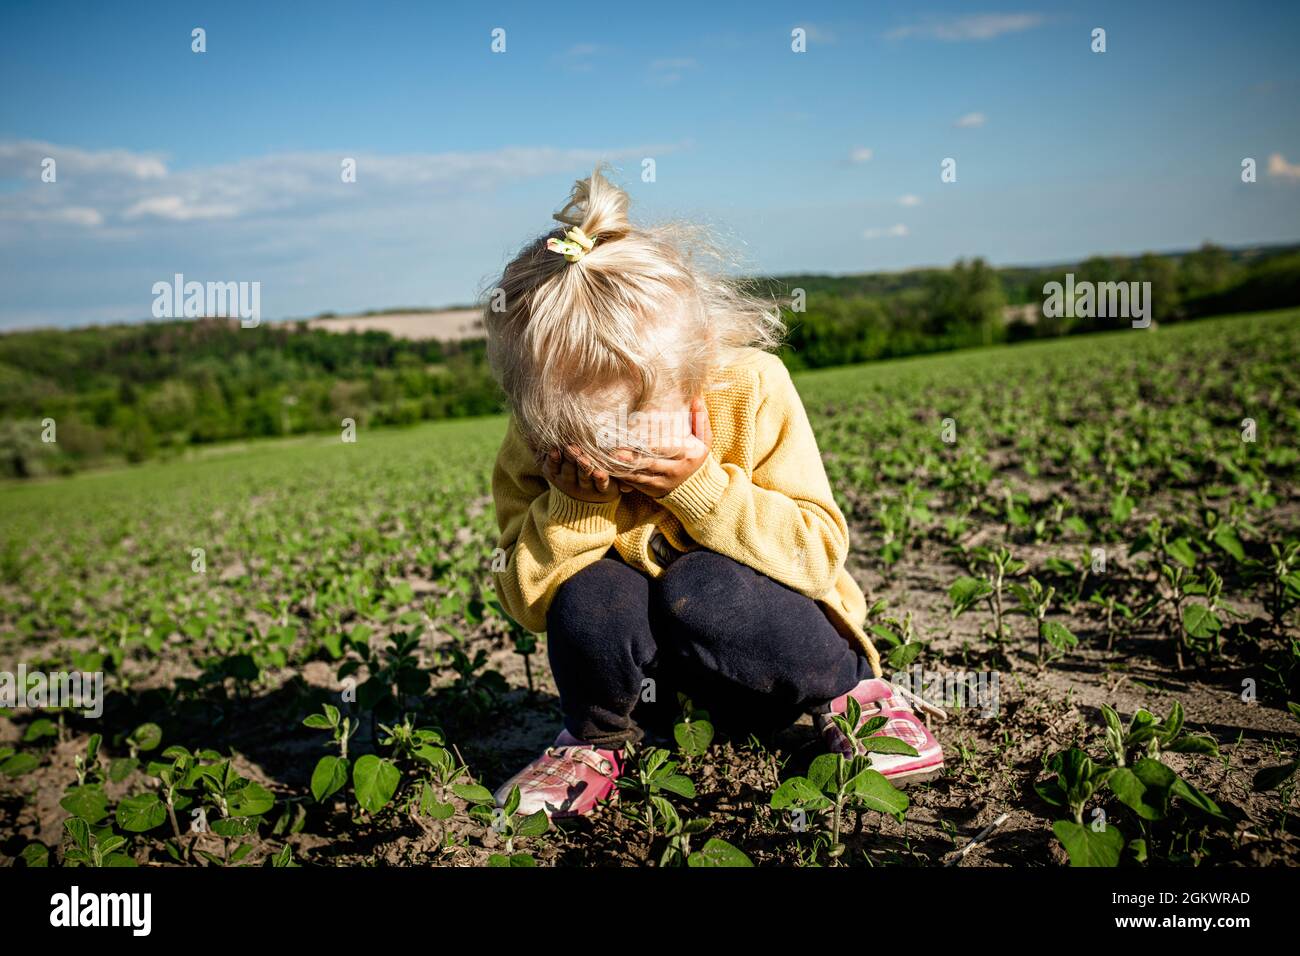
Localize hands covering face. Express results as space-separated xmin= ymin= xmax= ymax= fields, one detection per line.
xmin=542 ymin=396 xmax=714 ymax=503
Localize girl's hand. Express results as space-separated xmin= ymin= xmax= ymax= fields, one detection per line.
xmin=613 ymin=397 xmax=714 ymax=498
xmin=542 ymin=445 xmax=625 ymax=503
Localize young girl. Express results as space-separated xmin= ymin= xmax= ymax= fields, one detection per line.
xmin=485 ymin=167 xmax=943 ymax=817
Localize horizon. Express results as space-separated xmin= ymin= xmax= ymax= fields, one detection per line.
xmin=1 ymin=237 xmax=1291 ymax=335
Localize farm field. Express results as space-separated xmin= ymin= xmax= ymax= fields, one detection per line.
xmin=1 ymin=308 xmax=1298 ymax=868
xmin=302 ymin=308 xmax=485 ymax=341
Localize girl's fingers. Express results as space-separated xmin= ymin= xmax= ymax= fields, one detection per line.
xmin=691 ymin=396 xmax=713 ymax=446
xmin=559 ymin=458 xmax=577 ymax=486
xmin=565 ymin=444 xmax=599 ymax=479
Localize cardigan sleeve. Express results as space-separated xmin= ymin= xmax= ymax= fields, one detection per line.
xmin=657 ymin=357 xmax=849 ymax=599
xmin=490 ymin=418 xmax=621 ymax=633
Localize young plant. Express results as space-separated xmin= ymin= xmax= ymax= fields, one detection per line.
xmin=865 ymin=599 xmax=925 ymax=671
xmin=1039 ymin=702 xmax=1226 ymax=867
xmin=1089 ymin=586 xmax=1134 ymax=651
xmin=343 ymin=629 xmax=430 ymax=724
xmin=303 ymin=702 xmax=357 ymax=803
xmin=616 ymin=742 xmax=697 ymax=837
xmin=1008 ymin=575 xmax=1077 ymax=666
xmin=436 ymin=644 xmax=508 ymax=726
xmin=108 ymin=722 xmax=163 ymax=783
xmin=1036 ymin=748 xmax=1120 ymax=867
xmin=1099 ymin=701 xmax=1218 ymax=767
xmin=472 ymin=784 xmax=550 ymax=866
xmin=1246 ymin=539 xmax=1300 ymax=636
xmin=672 ymin=694 xmax=715 ymax=758
xmin=489 ymin=598 xmax=539 ymax=695
xmin=657 ymin=813 xmax=752 ymax=868
xmin=950 ymin=546 xmax=1026 ymax=662
xmin=62 ymin=818 xmax=135 ymax=868
xmin=876 ymin=481 xmax=931 ymax=570
xmin=770 ymin=698 xmax=911 ymax=860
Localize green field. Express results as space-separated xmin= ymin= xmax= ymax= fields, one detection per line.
xmin=2 ymin=309 xmax=1298 ymax=867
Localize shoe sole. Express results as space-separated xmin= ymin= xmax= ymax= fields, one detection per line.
xmin=881 ymin=760 xmax=945 ymax=787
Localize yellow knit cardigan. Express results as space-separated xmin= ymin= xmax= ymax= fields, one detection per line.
xmin=489 ymin=347 xmax=882 ymax=678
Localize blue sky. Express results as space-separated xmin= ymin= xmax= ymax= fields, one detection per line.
xmin=1 ymin=0 xmax=1298 ymax=329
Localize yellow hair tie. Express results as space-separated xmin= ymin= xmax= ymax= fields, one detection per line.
xmin=546 ymin=226 xmax=596 ymax=262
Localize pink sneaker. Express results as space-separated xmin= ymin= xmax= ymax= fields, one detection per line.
xmin=493 ymin=728 xmax=623 ymax=818
xmin=815 ymin=678 xmax=945 ymax=785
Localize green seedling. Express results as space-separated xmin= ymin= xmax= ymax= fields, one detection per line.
xmin=669 ymin=825 xmax=753 ymax=868
xmin=1036 ymin=748 xmax=1121 ymax=866
xmin=303 ymin=702 xmax=357 ymax=803
xmin=343 ymin=629 xmax=430 ymax=722
xmin=107 ymin=721 xmax=163 ymax=783
xmin=489 ymin=598 xmax=539 ymax=695
xmin=1089 ymin=587 xmax=1134 ymax=651
xmin=770 ymin=698 xmax=911 ymax=859
xmin=62 ymin=818 xmax=135 ymax=868
xmin=1008 ymin=575 xmax=1077 ymax=666
xmin=865 ymin=599 xmax=924 ymax=670
xmin=438 ymin=644 xmax=508 ymax=725
xmin=950 ymin=546 xmax=1026 ymax=661
xmin=1100 ymin=701 xmax=1218 ymax=767
xmin=1246 ymin=539 xmax=1300 ymax=636
xmin=471 ymin=784 xmax=549 ymax=865
xmin=617 ymin=742 xmax=697 ymax=837
xmin=673 ymin=694 xmax=715 ymax=758
xmin=877 ymin=480 xmax=931 ymax=570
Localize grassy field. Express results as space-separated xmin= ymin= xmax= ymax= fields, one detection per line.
xmin=2 ymin=309 xmax=1298 ymax=867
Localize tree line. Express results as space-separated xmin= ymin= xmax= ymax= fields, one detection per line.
xmin=2 ymin=243 xmax=1297 ymax=477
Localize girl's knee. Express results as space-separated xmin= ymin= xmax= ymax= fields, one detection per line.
xmin=658 ymin=550 xmax=751 ymax=604
xmin=654 ymin=550 xmax=758 ymax=640
xmin=548 ymin=558 xmax=647 ymax=636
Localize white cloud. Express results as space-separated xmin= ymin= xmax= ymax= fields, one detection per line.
xmin=1267 ymin=152 xmax=1300 ymax=180
xmin=863 ymin=224 xmax=909 ymax=239
xmin=0 ymin=140 xmax=167 ymax=180
xmin=51 ymin=206 xmax=105 ymax=227
xmin=955 ymin=112 xmax=987 ymax=128
xmin=850 ymin=147 xmax=874 ymax=163
xmin=887 ymin=14 xmax=1045 ymax=42
xmin=898 ymin=194 xmax=922 ymax=206
xmin=0 ymin=140 xmax=681 ymax=237
xmin=0 ymin=204 xmax=104 ymax=227
xmin=124 ymin=195 xmax=240 ymax=222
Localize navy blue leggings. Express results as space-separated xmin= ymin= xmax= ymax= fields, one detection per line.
xmin=545 ymin=548 xmax=873 ymax=747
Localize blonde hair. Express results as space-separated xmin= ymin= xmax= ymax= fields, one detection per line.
xmin=483 ymin=165 xmax=783 ymax=474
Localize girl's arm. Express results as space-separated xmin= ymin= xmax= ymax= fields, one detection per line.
xmin=658 ymin=357 xmax=849 ymax=598
xmin=491 ymin=418 xmax=620 ymax=633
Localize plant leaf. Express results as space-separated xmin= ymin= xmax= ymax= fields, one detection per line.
xmin=310 ymin=755 xmax=349 ymax=803
xmin=115 ymin=793 xmax=167 ymax=833
xmin=352 ymin=755 xmax=400 ymax=814
xmin=1053 ymin=819 xmax=1123 ymax=867
xmin=687 ymin=838 xmax=753 ymax=867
